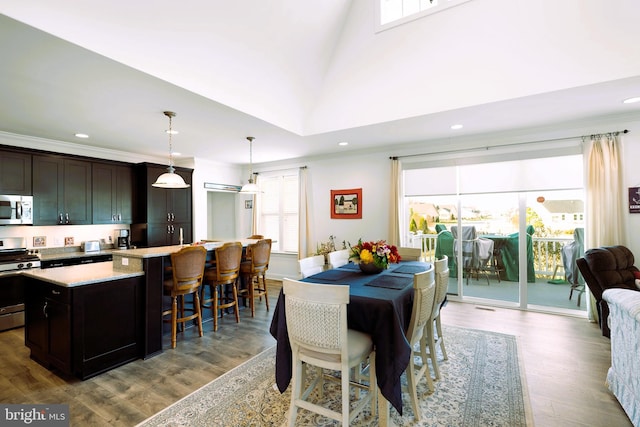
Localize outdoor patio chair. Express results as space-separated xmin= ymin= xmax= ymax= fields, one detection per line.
xmin=451 ymin=225 xmax=494 ymax=285
xmin=561 ymin=228 xmax=585 ymax=306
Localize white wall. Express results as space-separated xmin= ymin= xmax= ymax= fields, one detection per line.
xmin=255 ymin=115 xmax=640 ymax=280
xmin=309 ymin=0 xmax=640 ymax=132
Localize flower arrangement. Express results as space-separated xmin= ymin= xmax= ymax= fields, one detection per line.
xmin=348 ymin=239 xmax=401 ymax=269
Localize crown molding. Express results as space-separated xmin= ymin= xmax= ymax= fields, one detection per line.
xmin=0 ymin=130 xmax=165 ymax=164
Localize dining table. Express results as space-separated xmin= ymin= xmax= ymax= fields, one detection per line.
xmin=269 ymin=260 xmax=431 ymax=423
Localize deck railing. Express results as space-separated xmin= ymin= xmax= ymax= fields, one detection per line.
xmin=408 ymin=233 xmax=573 ymax=279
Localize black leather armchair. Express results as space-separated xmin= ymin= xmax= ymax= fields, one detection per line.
xmin=576 ymin=245 xmax=640 ymax=337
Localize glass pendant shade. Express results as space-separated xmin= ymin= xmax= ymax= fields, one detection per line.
xmin=153 ymin=166 xmax=189 ymax=188
xmin=153 ymin=111 xmax=190 ymax=189
xmin=240 ymin=180 xmax=260 ymax=194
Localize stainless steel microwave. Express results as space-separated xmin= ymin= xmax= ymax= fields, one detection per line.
xmin=0 ymin=195 xmax=33 ymax=225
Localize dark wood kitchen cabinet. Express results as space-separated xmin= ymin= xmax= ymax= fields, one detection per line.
xmin=24 ymin=276 xmax=143 ymax=380
xmin=132 ymin=163 xmax=193 ymax=247
xmin=24 ymin=280 xmax=72 ymax=374
xmin=32 ymin=155 xmax=92 ymax=225
xmin=92 ymin=162 xmax=133 ymax=224
xmin=0 ymin=150 xmax=32 ymax=195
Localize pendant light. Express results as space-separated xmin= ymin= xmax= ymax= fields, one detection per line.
xmin=240 ymin=136 xmax=261 ymax=193
xmin=153 ymin=111 xmax=190 ymax=188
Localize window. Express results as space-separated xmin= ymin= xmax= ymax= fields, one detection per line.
xmin=257 ymin=171 xmax=299 ymax=253
xmin=377 ymin=0 xmax=474 ymax=30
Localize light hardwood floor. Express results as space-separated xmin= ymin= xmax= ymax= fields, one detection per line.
xmin=0 ymin=280 xmax=632 ymax=426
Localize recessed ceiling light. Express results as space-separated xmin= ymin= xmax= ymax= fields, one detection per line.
xmin=172 ymin=152 xmax=181 ymax=156
xmin=623 ymin=97 xmax=640 ymax=104
xmin=450 ymin=124 xmax=463 ymax=130
xmin=338 ymin=141 xmax=349 ymax=146
xmin=74 ymin=133 xmax=89 ymax=138
xmin=165 ymin=130 xmax=179 ymax=135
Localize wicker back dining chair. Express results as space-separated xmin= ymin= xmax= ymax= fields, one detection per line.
xmin=239 ymin=239 xmax=272 ymax=317
xmin=327 ymin=249 xmax=350 ymax=269
xmin=283 ymin=278 xmax=377 ymax=426
xmin=404 ymin=266 xmax=436 ymax=420
xmin=397 ymin=247 xmax=421 ymax=261
xmin=162 ymin=245 xmax=207 ymax=349
xmin=202 ymin=241 xmax=243 ymax=331
xmin=298 ymin=254 xmax=325 ymax=278
xmin=426 ymin=255 xmax=449 ymax=380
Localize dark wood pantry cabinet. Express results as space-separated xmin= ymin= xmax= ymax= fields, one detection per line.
xmin=132 ymin=163 xmax=193 ymax=247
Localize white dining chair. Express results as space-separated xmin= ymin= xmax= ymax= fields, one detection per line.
xmin=298 ymin=255 xmax=325 ymax=278
xmin=404 ymin=266 xmax=436 ymax=421
xmin=327 ymin=249 xmax=350 ymax=269
xmin=397 ymin=247 xmax=421 ymax=261
xmin=425 ymin=255 xmax=450 ymax=380
xmin=283 ymin=278 xmax=377 ymax=426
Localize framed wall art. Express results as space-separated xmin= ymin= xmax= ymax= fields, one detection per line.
xmin=629 ymin=187 xmax=640 ymax=213
xmin=331 ymin=188 xmax=362 ymax=219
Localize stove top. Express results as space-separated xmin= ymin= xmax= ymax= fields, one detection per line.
xmin=0 ymin=237 xmax=41 ymax=272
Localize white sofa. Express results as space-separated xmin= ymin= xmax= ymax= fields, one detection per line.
xmin=603 ymin=288 xmax=640 ymax=426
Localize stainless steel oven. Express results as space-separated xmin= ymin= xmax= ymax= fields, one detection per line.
xmin=0 ymin=195 xmax=33 ymax=225
xmin=0 ymin=237 xmax=40 ymax=332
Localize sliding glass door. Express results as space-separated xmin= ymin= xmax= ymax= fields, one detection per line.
xmin=402 ymin=152 xmax=585 ymax=313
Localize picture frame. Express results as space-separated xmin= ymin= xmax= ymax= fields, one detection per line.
xmin=33 ymin=236 xmax=46 ymax=247
xmin=629 ymin=187 xmax=640 ymax=213
xmin=331 ymin=188 xmax=362 ymax=219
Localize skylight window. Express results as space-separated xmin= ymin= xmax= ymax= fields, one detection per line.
xmin=377 ymin=0 xmax=474 ymax=31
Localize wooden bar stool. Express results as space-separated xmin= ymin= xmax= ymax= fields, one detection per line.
xmin=162 ymin=245 xmax=207 ymax=349
xmin=239 ymin=239 xmax=272 ymax=317
xmin=202 ymin=241 xmax=243 ymax=331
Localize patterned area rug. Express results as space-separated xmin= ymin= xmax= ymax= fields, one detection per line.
xmin=137 ymin=326 xmax=531 ymax=426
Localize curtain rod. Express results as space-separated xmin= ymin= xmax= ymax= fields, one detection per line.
xmin=391 ymin=129 xmax=629 ymax=160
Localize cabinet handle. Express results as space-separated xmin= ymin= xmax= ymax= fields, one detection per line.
xmin=65 ymin=213 xmax=70 ymax=224
xmin=167 ymin=225 xmax=171 ymax=234
xmin=52 ymin=289 xmax=61 ymax=295
xmin=171 ymin=213 xmax=175 ymax=221
xmin=59 ymin=213 xmax=64 ymax=224
xmin=167 ymin=213 xmax=171 ymax=222
xmin=118 ymin=213 xmax=121 ymax=221
xmin=43 ymin=301 xmax=48 ymax=318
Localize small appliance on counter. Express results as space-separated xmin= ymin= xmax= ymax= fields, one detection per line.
xmin=84 ymin=240 xmax=101 ymax=253
xmin=115 ymin=229 xmax=130 ymax=249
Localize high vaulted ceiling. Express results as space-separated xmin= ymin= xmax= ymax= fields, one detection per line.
xmin=1 ymin=1 xmax=639 ymax=166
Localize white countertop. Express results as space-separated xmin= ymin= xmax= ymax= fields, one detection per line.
xmin=23 ymin=261 xmax=144 ymax=287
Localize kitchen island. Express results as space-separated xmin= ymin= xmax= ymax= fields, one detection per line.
xmin=22 ymin=240 xmax=258 ymax=380
xmin=22 ymin=263 xmax=144 ymax=379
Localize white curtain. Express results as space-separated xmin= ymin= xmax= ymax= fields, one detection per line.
xmin=389 ymin=158 xmax=401 ymax=247
xmin=251 ymin=174 xmax=259 ymax=236
xmin=298 ymin=167 xmax=313 ymax=259
xmin=584 ymin=132 xmax=626 ymax=321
